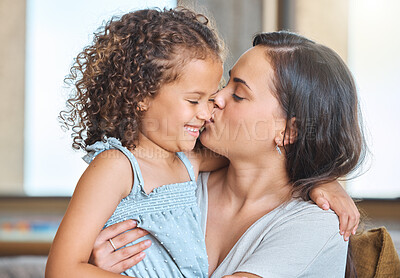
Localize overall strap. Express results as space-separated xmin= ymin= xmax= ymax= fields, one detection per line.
xmin=176 ymin=152 xmax=196 ymax=182
xmin=83 ymin=137 xmax=144 ymax=196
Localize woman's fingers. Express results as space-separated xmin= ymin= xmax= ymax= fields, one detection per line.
xmin=97 ymin=219 xmax=138 ymax=243
xmin=109 ymin=252 xmax=147 ymax=273
xmin=109 ymin=240 xmax=152 ymax=272
xmin=109 ymin=241 xmax=152 ymax=273
xmin=112 ymin=238 xmax=152 ymax=261
xmin=90 ymin=237 xmax=151 ymax=273
xmin=89 ymin=220 xmax=152 ymax=273
xmin=111 ymin=227 xmax=149 ymax=251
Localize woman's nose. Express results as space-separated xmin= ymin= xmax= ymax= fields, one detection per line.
xmin=213 ymin=89 xmax=226 ymax=109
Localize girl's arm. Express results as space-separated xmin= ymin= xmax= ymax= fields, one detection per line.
xmin=185 ymin=148 xmax=229 ymax=175
xmin=309 ymin=181 xmax=360 ymax=241
xmin=45 ymin=150 xmax=136 ymax=278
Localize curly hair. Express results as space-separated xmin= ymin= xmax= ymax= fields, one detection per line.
xmin=60 ymin=7 xmax=225 ymax=151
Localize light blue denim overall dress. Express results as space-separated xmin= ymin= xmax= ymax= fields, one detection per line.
xmin=83 ymin=137 xmax=208 ymax=278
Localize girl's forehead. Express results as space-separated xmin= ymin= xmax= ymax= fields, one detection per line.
xmin=157 ymin=58 xmax=223 ymax=96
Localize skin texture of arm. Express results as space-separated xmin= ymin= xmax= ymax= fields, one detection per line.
xmin=45 ymin=150 xmax=136 ymax=278
xmin=309 ymin=180 xmax=360 ymax=240
xmin=185 ymin=148 xmax=229 ymax=177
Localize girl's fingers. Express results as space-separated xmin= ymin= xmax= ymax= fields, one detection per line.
xmin=338 ymin=212 xmax=349 ymax=238
xmin=341 ymin=201 xmax=359 ymax=239
xmin=314 ymin=195 xmax=330 ymax=210
xmin=352 ymin=222 xmax=359 ymax=235
xmin=347 ymin=209 xmax=360 ymax=236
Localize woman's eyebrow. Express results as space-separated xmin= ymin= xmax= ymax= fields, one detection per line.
xmin=229 ymin=70 xmax=252 ymax=91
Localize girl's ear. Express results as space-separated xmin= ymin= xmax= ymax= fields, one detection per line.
xmin=275 ymin=117 xmax=297 ymax=146
xmin=137 ymin=98 xmax=151 ymax=112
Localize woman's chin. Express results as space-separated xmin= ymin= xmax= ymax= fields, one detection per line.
xmin=199 ymin=133 xmax=227 ymax=156
xmin=199 ymin=131 xmax=211 ymax=148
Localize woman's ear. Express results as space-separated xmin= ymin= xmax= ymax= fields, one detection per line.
xmin=284 ymin=117 xmax=297 ymax=144
xmin=275 ymin=117 xmax=297 ymax=146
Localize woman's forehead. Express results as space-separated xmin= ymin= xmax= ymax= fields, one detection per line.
xmin=231 ymin=46 xmax=274 ymax=91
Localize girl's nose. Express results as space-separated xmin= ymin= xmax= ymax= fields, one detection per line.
xmin=197 ymin=102 xmax=212 ymax=121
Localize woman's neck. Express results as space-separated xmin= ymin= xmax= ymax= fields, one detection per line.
xmin=218 ymin=154 xmax=292 ymax=210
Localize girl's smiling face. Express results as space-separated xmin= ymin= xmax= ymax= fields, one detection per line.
xmin=201 ymin=46 xmax=286 ymax=159
xmin=140 ymin=58 xmax=223 ymax=152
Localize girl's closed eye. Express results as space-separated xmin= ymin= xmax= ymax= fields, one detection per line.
xmin=208 ymin=95 xmax=217 ymax=103
xmin=187 ymin=99 xmax=200 ymax=104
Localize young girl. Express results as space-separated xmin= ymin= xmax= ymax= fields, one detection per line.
xmin=46 ymin=8 xmax=359 ymax=278
xmin=46 ymin=8 xmax=225 ymax=278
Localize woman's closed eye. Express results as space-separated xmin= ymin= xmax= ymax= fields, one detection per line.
xmin=187 ymin=99 xmax=199 ymax=104
xmin=232 ymin=93 xmax=245 ymax=101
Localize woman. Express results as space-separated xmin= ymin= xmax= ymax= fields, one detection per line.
xmin=90 ymin=31 xmax=364 ymax=277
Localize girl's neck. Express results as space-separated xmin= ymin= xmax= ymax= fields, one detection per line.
xmin=132 ymin=132 xmax=178 ymax=165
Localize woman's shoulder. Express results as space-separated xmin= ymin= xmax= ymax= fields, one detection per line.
xmin=278 ymin=199 xmax=340 ymax=228
xmin=214 ymin=199 xmax=347 ymax=278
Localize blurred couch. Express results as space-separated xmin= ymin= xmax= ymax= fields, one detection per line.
xmin=0 ymin=256 xmax=46 ymax=278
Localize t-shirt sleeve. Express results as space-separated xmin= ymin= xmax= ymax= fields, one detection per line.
xmin=234 ymin=209 xmax=348 ymax=278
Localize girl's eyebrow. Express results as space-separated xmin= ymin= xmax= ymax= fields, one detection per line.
xmin=184 ymin=90 xmax=219 ymax=96
xmin=184 ymin=91 xmax=205 ymax=95
xmin=228 ymin=70 xmax=253 ymax=91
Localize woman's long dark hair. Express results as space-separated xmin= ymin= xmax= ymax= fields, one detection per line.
xmin=253 ymin=31 xmax=366 ymax=200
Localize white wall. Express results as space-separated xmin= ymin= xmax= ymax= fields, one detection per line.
xmin=347 ymin=0 xmax=400 ymax=198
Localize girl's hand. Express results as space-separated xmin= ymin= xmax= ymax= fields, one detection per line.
xmin=309 ymin=181 xmax=360 ymax=241
xmin=89 ymin=220 xmax=152 ymax=273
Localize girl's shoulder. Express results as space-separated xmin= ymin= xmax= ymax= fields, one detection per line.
xmin=85 ymin=149 xmax=133 ymax=198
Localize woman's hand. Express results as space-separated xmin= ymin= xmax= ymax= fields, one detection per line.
xmin=309 ymin=181 xmax=360 ymax=241
xmin=89 ymin=220 xmax=152 ymax=273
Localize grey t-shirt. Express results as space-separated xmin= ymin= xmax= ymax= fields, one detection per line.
xmin=196 ymin=172 xmax=348 ymax=278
